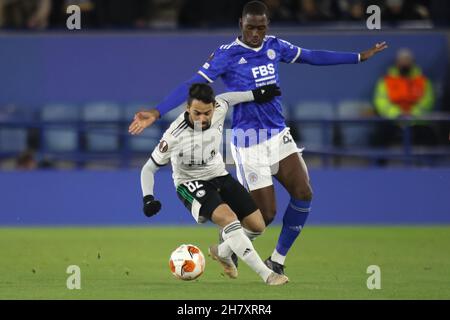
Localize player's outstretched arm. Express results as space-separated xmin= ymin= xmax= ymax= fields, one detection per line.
xmin=128 ymin=73 xmax=208 ymax=135
xmin=216 ymin=84 xmax=282 ymax=107
xmin=129 ymin=109 xmax=160 ymax=135
xmin=359 ymin=42 xmax=388 ymax=62
xmin=141 ymin=159 xmax=162 ymax=217
xmin=155 ymin=73 xmax=208 ymax=116
xmin=298 ymin=41 xmax=387 ymax=65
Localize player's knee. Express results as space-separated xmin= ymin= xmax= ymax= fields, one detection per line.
xmin=248 ymin=213 xmax=266 ymax=233
xmin=241 ymin=210 xmax=266 ymax=234
xmin=211 ymin=204 xmax=239 ymax=226
xmin=301 ymin=186 xmax=313 ymax=201
xmin=292 ymin=184 xmax=313 ymax=201
xmin=264 ymin=216 xmax=274 ymax=226
xmin=222 ymin=212 xmax=238 ymax=225
xmin=261 ymin=209 xmax=276 ymax=226
xmin=252 ymin=222 xmax=265 ymax=234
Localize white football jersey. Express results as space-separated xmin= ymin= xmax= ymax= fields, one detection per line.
xmin=150 ymin=91 xmax=254 ymax=187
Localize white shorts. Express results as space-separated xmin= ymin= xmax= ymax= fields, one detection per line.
xmin=231 ymin=127 xmax=303 ymax=191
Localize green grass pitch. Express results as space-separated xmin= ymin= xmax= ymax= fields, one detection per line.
xmin=0 ymin=226 xmax=449 ymax=299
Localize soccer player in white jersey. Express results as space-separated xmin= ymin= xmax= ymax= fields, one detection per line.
xmin=129 ymin=1 xmax=388 ymax=275
xmin=140 ymin=83 xmax=288 ymax=285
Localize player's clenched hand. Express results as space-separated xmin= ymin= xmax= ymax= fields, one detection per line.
xmin=143 ymin=195 xmax=162 ymax=217
xmin=128 ymin=109 xmax=160 ymax=135
xmin=360 ymin=42 xmax=388 ymax=62
xmin=252 ymin=84 xmax=282 ymax=103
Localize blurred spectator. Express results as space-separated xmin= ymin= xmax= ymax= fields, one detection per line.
xmin=372 ymin=48 xmax=438 ymax=147
xmin=178 ymin=0 xmax=246 ymax=28
xmin=15 ymin=149 xmax=56 ymax=170
xmin=148 ymin=0 xmax=182 ymax=29
xmin=95 ymin=0 xmax=150 ymax=29
xmin=264 ymin=0 xmax=295 ymax=23
xmin=347 ymin=0 xmax=364 ymax=21
xmin=178 ymin=0 xmax=207 ymax=28
xmin=293 ymin=0 xmax=338 ymax=23
xmin=383 ymin=0 xmax=430 ymax=23
xmin=336 ymin=0 xmax=378 ymax=21
xmin=15 ymin=150 xmax=38 ymax=170
xmin=429 ymin=0 xmax=450 ymax=27
xmin=0 ymin=0 xmax=51 ymax=29
xmin=2 ymin=0 xmax=447 ymax=30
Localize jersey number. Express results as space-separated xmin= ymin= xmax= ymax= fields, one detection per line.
xmin=184 ymin=181 xmax=204 ymax=193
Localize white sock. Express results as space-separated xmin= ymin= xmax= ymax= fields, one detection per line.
xmin=243 ymin=228 xmax=262 ymax=241
xmin=271 ymin=249 xmax=286 ymax=265
xmin=218 ymin=240 xmax=233 ymax=258
xmin=218 ymin=228 xmax=263 ymax=260
xmin=218 ymin=227 xmax=261 ymax=257
xmin=222 ymin=221 xmax=272 ymax=282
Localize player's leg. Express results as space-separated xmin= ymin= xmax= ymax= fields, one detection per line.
xmin=217 ymin=174 xmax=266 ymax=268
xmin=240 ymin=211 xmax=265 ymax=239
xmin=218 ymin=174 xmax=266 ymax=238
xmin=218 ymin=187 xmax=274 ymax=267
xmin=176 ymin=178 xmax=286 ymax=284
xmin=176 ymin=180 xmax=239 ymax=278
xmin=230 ymin=143 xmax=277 ymax=226
xmin=256 ymin=128 xmax=311 ymax=274
xmin=210 ymin=204 xmax=287 ymax=284
xmin=268 ymin=152 xmax=312 ymax=273
xmin=249 ymin=186 xmax=277 ymax=226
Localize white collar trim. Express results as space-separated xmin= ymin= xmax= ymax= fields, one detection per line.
xmin=236 ymin=37 xmax=264 ymax=52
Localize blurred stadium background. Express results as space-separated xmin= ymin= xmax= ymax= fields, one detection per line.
xmin=0 ymin=0 xmax=449 ymax=299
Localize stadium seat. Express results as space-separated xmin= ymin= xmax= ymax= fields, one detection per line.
xmin=40 ymin=104 xmax=79 ymax=152
xmin=337 ymin=100 xmax=374 ymax=147
xmin=128 ymin=126 xmax=161 ymax=152
xmin=124 ymin=103 xmax=161 ymax=152
xmin=0 ymin=128 xmax=28 ymax=153
xmin=82 ymin=102 xmax=122 ymax=152
xmin=292 ymin=101 xmax=335 ymax=149
xmin=0 ymin=105 xmax=29 ymax=153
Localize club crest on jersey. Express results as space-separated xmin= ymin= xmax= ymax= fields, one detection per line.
xmin=248 ymin=172 xmax=258 ymax=183
xmin=267 ymin=49 xmax=276 ymax=60
xmin=159 ymin=140 xmax=169 ymax=153
xmin=196 ymin=190 xmax=206 ymax=198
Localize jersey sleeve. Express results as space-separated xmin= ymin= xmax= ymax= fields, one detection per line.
xmin=277 ymin=38 xmax=302 ymax=64
xmin=211 ymin=99 xmax=228 ymax=124
xmin=216 ymin=91 xmax=254 ymax=109
xmin=150 ymin=130 xmax=175 ymax=167
xmin=197 ymin=48 xmax=229 ymax=83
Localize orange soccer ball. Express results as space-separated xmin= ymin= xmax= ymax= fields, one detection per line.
xmin=169 ymin=244 xmax=205 ymax=281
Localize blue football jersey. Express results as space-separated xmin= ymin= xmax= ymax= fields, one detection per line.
xmin=197 ymin=35 xmax=301 ymax=146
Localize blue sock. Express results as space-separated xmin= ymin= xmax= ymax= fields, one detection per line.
xmin=274 ymin=198 xmax=311 ymax=261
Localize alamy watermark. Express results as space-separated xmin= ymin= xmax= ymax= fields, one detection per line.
xmin=366 ymin=265 xmax=381 ymax=290
xmin=66 ymin=265 xmax=81 ymax=289
xmin=366 ymin=5 xmax=381 ymax=30
xmin=66 ymin=5 xmax=81 ymax=30
xmin=167 ymin=122 xmax=293 ymax=177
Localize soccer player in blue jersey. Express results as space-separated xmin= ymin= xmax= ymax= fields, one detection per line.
xmin=129 ymin=1 xmax=387 ymax=275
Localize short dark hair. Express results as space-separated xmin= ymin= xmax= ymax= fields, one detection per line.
xmin=242 ymin=1 xmax=268 ymax=17
xmin=188 ymin=83 xmax=215 ymax=106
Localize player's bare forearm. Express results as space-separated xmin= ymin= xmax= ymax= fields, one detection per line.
xmin=128 ymin=109 xmax=160 ymax=135
xmin=359 ymin=42 xmax=388 ymax=62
